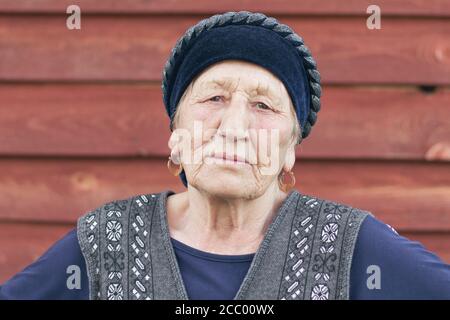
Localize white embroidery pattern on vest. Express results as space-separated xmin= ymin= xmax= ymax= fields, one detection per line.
xmin=129 ymin=195 xmax=153 ymax=300
xmin=310 ymin=203 xmax=347 ymax=299
xmin=279 ymin=195 xmax=322 ymax=300
xmin=105 ymin=209 xmax=124 ymax=300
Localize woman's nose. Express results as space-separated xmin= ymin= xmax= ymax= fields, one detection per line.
xmin=217 ymin=126 xmax=249 ymax=143
xmin=216 ymin=96 xmax=250 ymax=142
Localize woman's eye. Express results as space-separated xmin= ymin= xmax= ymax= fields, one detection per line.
xmin=256 ymin=102 xmax=271 ymax=110
xmin=208 ymin=96 xmax=222 ymax=102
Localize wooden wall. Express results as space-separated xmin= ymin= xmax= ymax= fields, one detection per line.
xmin=0 ymin=0 xmax=449 ymax=283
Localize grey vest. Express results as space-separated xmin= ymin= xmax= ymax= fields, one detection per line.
xmin=77 ymin=189 xmax=371 ymax=300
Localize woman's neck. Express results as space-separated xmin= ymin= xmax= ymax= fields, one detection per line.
xmin=166 ymin=183 xmax=289 ymax=255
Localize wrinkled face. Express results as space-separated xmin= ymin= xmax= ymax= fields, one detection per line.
xmin=169 ymin=60 xmax=299 ymax=199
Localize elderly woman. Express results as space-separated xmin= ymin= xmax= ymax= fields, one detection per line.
xmin=1 ymin=11 xmax=449 ymax=300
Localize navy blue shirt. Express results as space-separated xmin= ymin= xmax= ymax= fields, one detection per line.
xmin=171 ymin=237 xmax=254 ymax=299
xmin=1 ymin=215 xmax=449 ymax=299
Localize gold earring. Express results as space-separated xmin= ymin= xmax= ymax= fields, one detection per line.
xmin=278 ymin=170 xmax=296 ymax=192
xmin=167 ymin=156 xmax=183 ymax=176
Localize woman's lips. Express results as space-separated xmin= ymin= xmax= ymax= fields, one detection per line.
xmin=207 ymin=152 xmax=250 ymax=165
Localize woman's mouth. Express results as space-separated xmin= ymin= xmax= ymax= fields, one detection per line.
xmin=206 ymin=152 xmax=250 ymax=165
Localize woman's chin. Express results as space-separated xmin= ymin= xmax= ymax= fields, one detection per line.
xmin=194 ymin=168 xmax=255 ymax=196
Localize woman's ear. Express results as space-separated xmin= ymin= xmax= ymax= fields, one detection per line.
xmin=168 ymin=130 xmax=180 ymax=150
xmin=283 ymin=142 xmax=296 ymax=172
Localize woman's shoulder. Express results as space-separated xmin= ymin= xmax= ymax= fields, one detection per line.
xmin=75 ymin=191 xmax=175 ymax=299
xmin=0 ymin=228 xmax=89 ymax=299
xmin=292 ymin=191 xmax=450 ymax=299
xmin=293 ymin=190 xmax=374 ymax=228
xmin=350 ymin=214 xmax=450 ymax=299
xmin=77 ymin=190 xmax=173 ymax=225
xmin=76 ymin=191 xmax=171 ymax=264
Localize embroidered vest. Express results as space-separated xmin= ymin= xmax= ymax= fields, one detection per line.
xmin=77 ymin=189 xmax=371 ymax=300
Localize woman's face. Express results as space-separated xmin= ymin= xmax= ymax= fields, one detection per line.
xmin=169 ymin=60 xmax=298 ymax=199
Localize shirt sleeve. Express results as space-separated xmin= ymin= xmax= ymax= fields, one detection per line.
xmin=0 ymin=228 xmax=90 ymax=300
xmin=350 ymin=214 xmax=450 ymax=299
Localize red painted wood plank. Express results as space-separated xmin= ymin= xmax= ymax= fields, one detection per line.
xmin=0 ymin=84 xmax=449 ymax=160
xmin=0 ymin=16 xmax=449 ymax=84
xmin=0 ymin=158 xmax=448 ymax=232
xmin=0 ymin=0 xmax=449 ymax=17
xmin=0 ymin=222 xmax=448 ymax=284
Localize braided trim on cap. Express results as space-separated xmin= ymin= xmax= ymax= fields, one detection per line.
xmin=161 ymin=11 xmax=322 ymax=140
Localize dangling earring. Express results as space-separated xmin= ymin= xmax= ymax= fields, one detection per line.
xmin=278 ymin=170 xmax=296 ymax=192
xmin=167 ymin=156 xmax=183 ymax=176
